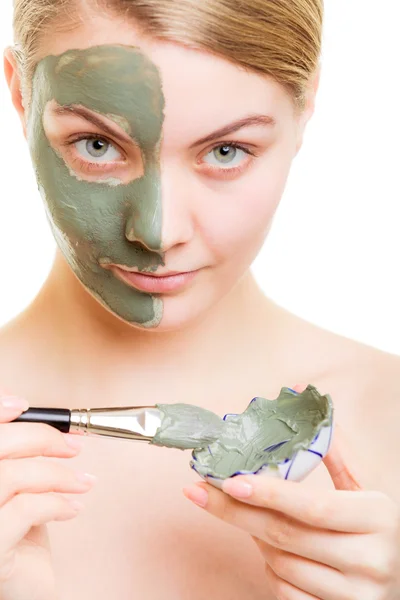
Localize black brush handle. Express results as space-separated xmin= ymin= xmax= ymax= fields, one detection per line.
xmin=12 ymin=408 xmax=71 ymax=433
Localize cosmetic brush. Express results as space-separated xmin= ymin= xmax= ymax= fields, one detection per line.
xmin=11 ymin=404 xmax=225 ymax=450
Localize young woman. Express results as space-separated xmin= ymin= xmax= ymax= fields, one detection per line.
xmin=1 ymin=0 xmax=399 ymax=598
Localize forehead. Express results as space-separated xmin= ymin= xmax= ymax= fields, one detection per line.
xmin=31 ymin=38 xmax=295 ymax=154
xmin=32 ymin=11 xmax=297 ymax=137
xmin=32 ymin=45 xmax=165 ymax=146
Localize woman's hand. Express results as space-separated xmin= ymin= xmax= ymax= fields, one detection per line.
xmin=183 ymin=390 xmax=400 ymax=600
xmin=0 ymin=393 xmax=96 ymax=600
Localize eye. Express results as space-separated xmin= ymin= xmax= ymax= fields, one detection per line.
xmin=203 ymin=144 xmax=249 ymax=169
xmin=74 ymin=137 xmax=122 ymax=162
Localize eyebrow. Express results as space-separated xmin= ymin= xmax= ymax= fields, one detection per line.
xmin=51 ymin=105 xmax=132 ymax=144
xmin=51 ymin=106 xmax=276 ymax=148
xmin=189 ymin=114 xmax=277 ymax=148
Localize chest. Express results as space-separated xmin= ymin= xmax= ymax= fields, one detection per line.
xmin=49 ymin=437 xmax=267 ymax=599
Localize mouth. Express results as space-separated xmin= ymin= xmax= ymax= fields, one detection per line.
xmin=101 ymin=263 xmax=200 ymax=294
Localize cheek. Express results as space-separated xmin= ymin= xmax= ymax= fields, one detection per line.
xmin=197 ymin=160 xmax=290 ymax=261
xmin=35 ymin=142 xmax=125 ymax=259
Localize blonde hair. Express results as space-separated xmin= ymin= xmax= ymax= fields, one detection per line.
xmin=13 ymin=0 xmax=323 ymax=111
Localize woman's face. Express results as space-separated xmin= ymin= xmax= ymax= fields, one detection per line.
xmin=21 ymin=14 xmax=316 ymax=331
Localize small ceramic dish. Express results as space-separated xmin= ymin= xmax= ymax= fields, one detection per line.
xmin=190 ymin=384 xmax=334 ymax=489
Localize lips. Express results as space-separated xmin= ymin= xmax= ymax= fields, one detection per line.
xmin=109 ymin=265 xmax=199 ymax=294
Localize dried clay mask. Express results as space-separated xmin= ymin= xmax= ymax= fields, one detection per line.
xmin=154 ymin=385 xmax=333 ymax=487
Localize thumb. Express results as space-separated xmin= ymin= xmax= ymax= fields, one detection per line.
xmin=323 ymin=422 xmax=364 ymax=491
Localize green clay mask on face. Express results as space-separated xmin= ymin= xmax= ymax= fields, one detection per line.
xmin=28 ymin=45 xmax=166 ymax=326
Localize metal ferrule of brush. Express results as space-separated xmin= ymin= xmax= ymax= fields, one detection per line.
xmin=69 ymin=406 xmax=163 ymax=441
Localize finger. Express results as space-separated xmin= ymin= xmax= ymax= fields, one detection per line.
xmin=0 ymin=396 xmax=30 ymax=422
xmin=219 ymin=475 xmax=393 ymax=532
xmin=0 ymin=422 xmax=83 ymax=459
xmin=0 ymin=458 xmax=96 ymax=507
xmin=263 ymin=561 xmax=320 ymax=600
xmin=0 ymin=493 xmax=84 ymax=563
xmin=323 ymin=422 xmax=365 ymax=491
xmin=190 ymin=483 xmax=388 ymax=573
xmin=259 ymin=541 xmax=352 ymax=600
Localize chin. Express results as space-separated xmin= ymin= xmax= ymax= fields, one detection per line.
xmin=120 ymin=288 xmax=219 ymax=333
xmin=78 ymin=269 xmax=223 ymax=332
xmin=142 ymin=295 xmax=212 ymax=332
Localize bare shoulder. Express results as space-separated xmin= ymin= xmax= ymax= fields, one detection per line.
xmin=278 ymin=308 xmax=400 ymax=411
xmin=319 ymin=325 xmax=400 ymax=408
xmin=0 ymin=311 xmax=46 ymax=400
xmin=0 ymin=312 xmax=32 ymax=361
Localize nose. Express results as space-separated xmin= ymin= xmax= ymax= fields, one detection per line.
xmin=124 ymin=164 xmax=162 ymax=251
xmin=124 ymin=163 xmax=194 ymax=253
xmin=159 ymin=162 xmax=194 ymax=253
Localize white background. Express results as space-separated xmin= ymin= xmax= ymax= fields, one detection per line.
xmin=0 ymin=0 xmax=399 ymax=353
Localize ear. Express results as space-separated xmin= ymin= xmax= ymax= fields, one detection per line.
xmin=294 ymin=63 xmax=321 ymax=155
xmin=3 ymin=47 xmax=28 ymax=139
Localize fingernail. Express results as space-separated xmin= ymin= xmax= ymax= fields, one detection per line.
xmin=222 ymin=478 xmax=253 ymax=498
xmin=63 ymin=434 xmax=84 ymax=450
xmin=183 ymin=485 xmax=208 ymax=508
xmin=75 ymin=472 xmax=97 ymax=485
xmin=0 ymin=396 xmax=29 ymax=411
